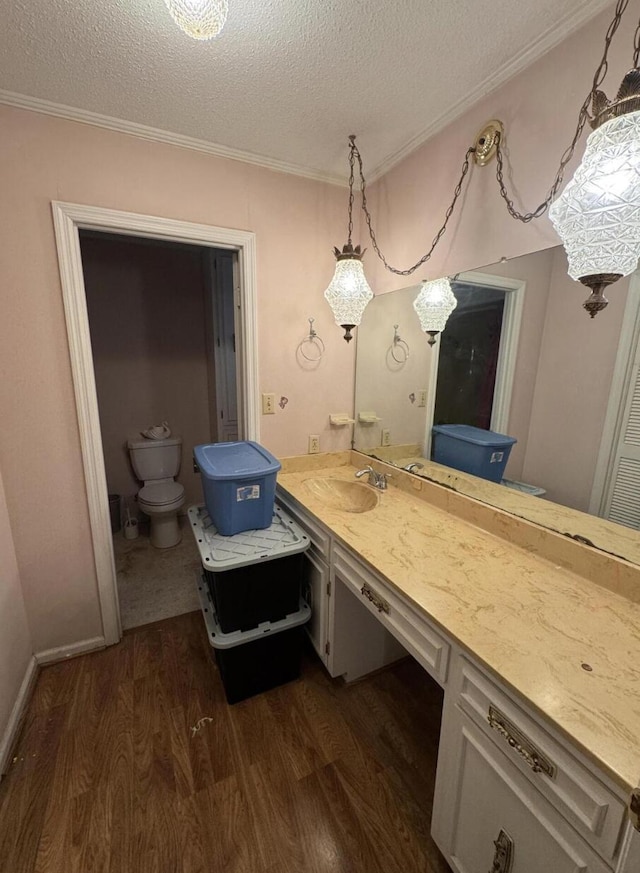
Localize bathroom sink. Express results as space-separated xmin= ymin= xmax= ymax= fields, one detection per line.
xmin=303 ymin=477 xmax=380 ymax=513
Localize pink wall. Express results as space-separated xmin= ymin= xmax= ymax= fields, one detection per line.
xmin=0 ymin=467 xmax=32 ymax=764
xmin=366 ymin=5 xmax=632 ymax=295
xmin=0 ymin=3 xmax=633 ymax=655
xmin=522 ymin=249 xmax=629 ymax=510
xmin=82 ymin=235 xmax=213 ymax=514
xmin=0 ymin=106 xmax=349 ymax=653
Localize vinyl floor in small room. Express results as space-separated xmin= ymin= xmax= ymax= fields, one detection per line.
xmin=0 ymin=611 xmax=451 ymax=873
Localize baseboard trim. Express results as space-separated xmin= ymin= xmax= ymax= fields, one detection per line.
xmin=0 ymin=656 xmax=39 ymax=777
xmin=34 ymin=636 xmax=106 ymax=666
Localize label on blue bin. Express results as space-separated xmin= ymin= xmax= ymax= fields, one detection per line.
xmin=236 ymin=484 xmax=261 ymax=501
xmin=490 ymin=451 xmax=504 ymax=463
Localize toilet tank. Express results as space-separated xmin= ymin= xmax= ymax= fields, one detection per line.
xmin=127 ymin=436 xmax=182 ymax=481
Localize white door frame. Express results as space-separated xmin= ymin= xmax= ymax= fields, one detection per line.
xmin=424 ymin=271 xmax=525 ymax=455
xmin=51 ymin=202 xmax=260 ymax=646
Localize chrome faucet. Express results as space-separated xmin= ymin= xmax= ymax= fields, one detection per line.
xmin=402 ymin=462 xmax=424 ymax=473
xmin=355 ymin=465 xmax=391 ymax=490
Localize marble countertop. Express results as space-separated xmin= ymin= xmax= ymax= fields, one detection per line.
xmin=277 ymin=455 xmax=640 ymax=795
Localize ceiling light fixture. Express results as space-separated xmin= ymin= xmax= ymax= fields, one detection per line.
xmin=323 ymin=136 xmax=373 ymax=342
xmin=328 ymin=0 xmax=640 ymax=338
xmin=164 ymin=0 xmax=228 ymax=40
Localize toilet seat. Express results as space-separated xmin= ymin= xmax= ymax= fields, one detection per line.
xmin=138 ymin=481 xmax=185 ymax=507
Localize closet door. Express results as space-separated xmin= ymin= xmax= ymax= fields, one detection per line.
xmin=602 ymin=359 xmax=640 ymax=529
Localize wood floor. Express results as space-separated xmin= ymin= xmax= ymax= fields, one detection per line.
xmin=0 ymin=611 xmax=451 ymax=873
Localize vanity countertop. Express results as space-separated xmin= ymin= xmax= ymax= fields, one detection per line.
xmin=277 ymin=455 xmax=640 ymax=795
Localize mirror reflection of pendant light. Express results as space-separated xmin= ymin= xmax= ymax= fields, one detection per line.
xmin=324 ymin=137 xmax=373 ymax=342
xmin=164 ymin=0 xmax=228 ymax=40
xmin=413 ymin=278 xmax=458 ymax=345
xmin=331 ymin=0 xmax=640 ymax=330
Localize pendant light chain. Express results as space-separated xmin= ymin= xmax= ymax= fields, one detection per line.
xmin=494 ymin=0 xmax=630 ymax=222
xmin=351 ymin=139 xmax=476 ymax=276
xmin=347 ymin=135 xmax=356 ymax=245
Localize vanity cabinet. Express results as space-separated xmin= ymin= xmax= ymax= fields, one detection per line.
xmin=432 ymin=657 xmax=630 ymax=873
xmin=276 ymin=480 xmax=639 ymax=873
xmin=431 ymin=706 xmax=611 ymax=873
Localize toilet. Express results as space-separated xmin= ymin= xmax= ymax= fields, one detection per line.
xmin=127 ymin=435 xmax=185 ymax=548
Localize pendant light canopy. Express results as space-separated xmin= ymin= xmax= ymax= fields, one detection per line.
xmin=324 ymin=244 xmax=374 ymax=342
xmin=164 ymin=0 xmax=228 ymax=40
xmin=413 ymin=278 xmax=458 ymax=346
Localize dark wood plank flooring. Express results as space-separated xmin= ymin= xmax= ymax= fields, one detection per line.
xmin=0 ymin=611 xmax=451 ymax=873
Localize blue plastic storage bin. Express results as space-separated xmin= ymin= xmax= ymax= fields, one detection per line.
xmin=194 ymin=441 xmax=281 ymax=536
xmin=432 ymin=424 xmax=517 ymax=483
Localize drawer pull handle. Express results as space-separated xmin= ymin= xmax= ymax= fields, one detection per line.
xmin=488 ymin=705 xmax=556 ymax=779
xmin=361 ymin=583 xmax=390 ymax=614
xmin=488 ymin=829 xmax=513 ymax=873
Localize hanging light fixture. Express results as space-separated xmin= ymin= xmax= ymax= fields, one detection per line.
xmin=330 ymin=0 xmax=640 ymax=332
xmin=413 ymin=278 xmax=458 ymax=346
xmin=164 ymin=0 xmax=228 ymax=40
xmin=324 ymin=136 xmax=373 ymax=342
xmin=549 ymin=74 xmax=640 ymax=317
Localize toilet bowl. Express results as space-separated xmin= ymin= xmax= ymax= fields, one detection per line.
xmin=127 ymin=436 xmax=185 ymax=548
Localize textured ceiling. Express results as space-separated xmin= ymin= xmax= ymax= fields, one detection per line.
xmin=0 ymin=0 xmax=614 ymax=180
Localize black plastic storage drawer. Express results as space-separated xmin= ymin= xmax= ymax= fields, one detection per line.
xmin=214 ymin=625 xmax=304 ymax=704
xmin=204 ymin=552 xmax=302 ymax=633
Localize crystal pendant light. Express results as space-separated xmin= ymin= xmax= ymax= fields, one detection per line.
xmin=324 ymin=136 xmax=374 ymax=341
xmin=324 ymin=244 xmax=374 ymax=342
xmin=413 ymin=277 xmax=457 ymax=346
xmin=164 ymin=0 xmax=228 ymax=40
xmin=549 ymin=70 xmax=640 ymax=317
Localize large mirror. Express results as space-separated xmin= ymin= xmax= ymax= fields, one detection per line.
xmin=354 ymin=246 xmax=640 ymax=565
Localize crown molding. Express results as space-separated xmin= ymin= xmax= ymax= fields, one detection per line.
xmin=0 ymin=89 xmax=346 ymax=187
xmin=368 ymin=0 xmax=611 ymax=181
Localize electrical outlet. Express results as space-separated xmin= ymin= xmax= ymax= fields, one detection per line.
xmin=381 ymin=428 xmax=391 ymax=447
xmin=308 ymin=435 xmax=320 ymax=454
xmin=417 ymin=389 xmax=427 ymax=407
xmin=262 ymin=393 xmax=276 ymax=414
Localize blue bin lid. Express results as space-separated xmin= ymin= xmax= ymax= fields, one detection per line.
xmin=432 ymin=424 xmax=517 ymax=448
xmin=194 ymin=440 xmax=281 ymax=479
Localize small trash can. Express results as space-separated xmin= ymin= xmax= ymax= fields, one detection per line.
xmin=108 ymin=494 xmax=122 ymax=533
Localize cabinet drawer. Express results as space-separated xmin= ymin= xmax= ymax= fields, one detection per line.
xmin=332 ymin=544 xmax=450 ymax=686
xmin=457 ymin=659 xmax=626 ymax=862
xmin=276 ymin=489 xmax=331 ymax=560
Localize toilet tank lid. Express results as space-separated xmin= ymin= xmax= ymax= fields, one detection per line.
xmin=127 ymin=436 xmax=182 ymax=450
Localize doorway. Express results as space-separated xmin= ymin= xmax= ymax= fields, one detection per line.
xmin=80 ymin=231 xmax=238 ymax=629
xmin=424 ymin=270 xmax=524 ymax=458
xmin=52 ymin=202 xmax=259 ymax=646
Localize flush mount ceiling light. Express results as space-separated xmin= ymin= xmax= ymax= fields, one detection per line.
xmin=330 ymin=0 xmax=640 ymax=334
xmin=413 ymin=278 xmax=458 ymax=346
xmin=164 ymin=0 xmax=228 ymax=40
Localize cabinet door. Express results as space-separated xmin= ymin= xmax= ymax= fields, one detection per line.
xmin=432 ymin=708 xmax=610 ymax=873
xmin=302 ymin=548 xmax=329 ymax=665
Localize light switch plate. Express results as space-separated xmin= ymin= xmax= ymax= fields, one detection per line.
xmin=418 ymin=389 xmax=427 ymax=407
xmin=262 ymin=393 xmax=276 ymax=414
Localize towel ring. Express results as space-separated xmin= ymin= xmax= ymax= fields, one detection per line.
xmin=390 ymin=325 xmax=410 ymax=363
xmin=298 ymin=317 xmax=325 ymax=362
